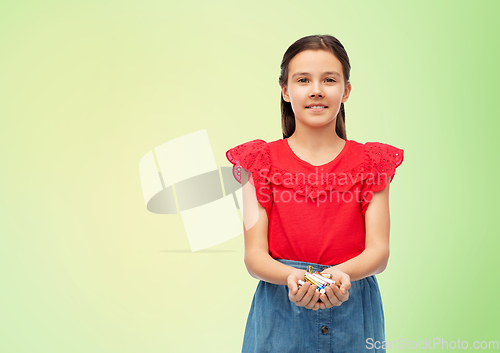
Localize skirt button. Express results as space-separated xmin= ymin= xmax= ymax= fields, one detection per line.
xmin=321 ymin=326 xmax=329 ymax=334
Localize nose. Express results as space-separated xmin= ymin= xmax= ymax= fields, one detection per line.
xmin=309 ymin=81 xmax=324 ymax=98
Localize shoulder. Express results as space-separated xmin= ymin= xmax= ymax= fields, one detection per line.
xmin=225 ymin=139 xmax=274 ymax=186
xmin=226 ymin=139 xmax=270 ymax=165
xmin=344 ymin=139 xmax=403 ymax=166
xmin=226 ymin=138 xmax=286 ymax=164
xmin=356 ymin=140 xmax=405 ymax=216
xmin=363 ymin=140 xmax=404 ymax=155
xmin=226 ymin=138 xmax=269 ymax=153
xmin=342 ymin=139 xmax=405 ymax=192
xmin=358 ymin=140 xmax=405 ymax=196
xmin=225 ymin=139 xmax=274 ymax=215
xmin=362 ymin=140 xmax=404 ymax=172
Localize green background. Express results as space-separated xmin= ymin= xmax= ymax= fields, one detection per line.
xmin=1 ymin=0 xmax=498 ymax=352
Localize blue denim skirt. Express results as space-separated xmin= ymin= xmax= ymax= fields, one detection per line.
xmin=242 ymin=259 xmax=385 ymax=353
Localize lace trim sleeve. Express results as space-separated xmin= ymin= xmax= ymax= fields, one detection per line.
xmin=225 ymin=139 xmax=273 ymax=218
xmin=361 ymin=142 xmax=404 ymax=216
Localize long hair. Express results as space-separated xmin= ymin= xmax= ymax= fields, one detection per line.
xmin=278 ymin=35 xmax=351 ymax=139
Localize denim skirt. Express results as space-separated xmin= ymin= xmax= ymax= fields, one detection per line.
xmin=241 ymin=259 xmax=385 ymax=353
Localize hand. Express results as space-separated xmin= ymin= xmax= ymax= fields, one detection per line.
xmin=287 ymin=269 xmax=325 ymax=310
xmin=318 ymin=268 xmax=351 ymax=308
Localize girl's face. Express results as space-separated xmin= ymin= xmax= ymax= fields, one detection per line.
xmin=281 ymin=49 xmax=351 ymax=132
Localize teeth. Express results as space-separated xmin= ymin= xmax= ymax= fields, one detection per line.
xmin=308 ymin=106 xmax=326 ymax=109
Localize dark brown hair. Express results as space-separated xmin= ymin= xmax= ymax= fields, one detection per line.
xmin=278 ymin=34 xmax=351 ymax=139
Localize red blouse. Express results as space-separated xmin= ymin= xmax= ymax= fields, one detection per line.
xmin=226 ymin=138 xmax=404 ymax=266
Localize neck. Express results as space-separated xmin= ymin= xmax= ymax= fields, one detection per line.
xmin=288 ymin=123 xmax=344 ymax=151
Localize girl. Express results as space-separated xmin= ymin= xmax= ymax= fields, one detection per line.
xmin=226 ymin=34 xmax=404 ymax=353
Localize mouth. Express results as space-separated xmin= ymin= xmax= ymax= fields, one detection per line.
xmin=306 ymin=105 xmax=328 ymax=109
xmin=306 ymin=105 xmax=327 ymax=111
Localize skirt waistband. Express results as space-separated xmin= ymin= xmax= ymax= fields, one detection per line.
xmin=274 ymin=258 xmax=340 ymax=273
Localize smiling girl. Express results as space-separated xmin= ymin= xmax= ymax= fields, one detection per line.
xmin=226 ymin=34 xmax=404 ymax=353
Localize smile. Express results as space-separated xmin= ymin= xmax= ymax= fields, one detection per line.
xmin=306 ymin=106 xmax=327 ymax=109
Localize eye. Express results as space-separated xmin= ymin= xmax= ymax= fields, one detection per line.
xmin=298 ymin=78 xmax=309 ymax=83
xmin=325 ymin=78 xmax=336 ymax=83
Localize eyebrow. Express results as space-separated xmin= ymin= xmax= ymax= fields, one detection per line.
xmin=291 ymin=71 xmax=341 ymax=79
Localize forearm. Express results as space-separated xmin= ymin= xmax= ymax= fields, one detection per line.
xmin=329 ymin=245 xmax=389 ymax=282
xmin=244 ymin=250 xmax=303 ymax=285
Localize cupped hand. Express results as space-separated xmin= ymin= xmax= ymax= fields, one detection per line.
xmin=318 ymin=268 xmax=351 ymax=308
xmin=287 ymin=269 xmax=325 ymax=310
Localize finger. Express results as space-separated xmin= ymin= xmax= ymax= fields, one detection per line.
xmin=340 ymin=285 xmax=349 ymax=301
xmin=290 ymin=281 xmax=308 ymax=303
xmin=304 ymin=286 xmax=316 ymax=309
xmin=340 ymin=274 xmax=351 ymax=290
xmin=296 ymin=283 xmax=315 ymax=307
xmin=330 ymin=283 xmax=348 ymax=303
xmin=308 ymin=293 xmax=321 ymax=310
xmin=297 ymin=282 xmax=312 ymax=301
xmin=312 ymin=300 xmax=323 ymax=311
xmin=338 ymin=283 xmax=350 ymax=298
xmin=319 ymin=293 xmax=333 ymax=308
xmin=311 ymin=293 xmax=323 ymax=310
xmin=287 ymin=279 xmax=298 ymax=293
xmin=305 ymin=289 xmax=320 ymax=310
xmin=287 ymin=280 xmax=298 ymax=300
xmin=303 ymin=284 xmax=317 ymax=306
xmin=321 ymin=287 xmax=339 ymax=308
xmin=324 ymin=286 xmax=342 ymax=307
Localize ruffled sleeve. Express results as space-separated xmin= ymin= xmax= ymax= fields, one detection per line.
xmin=361 ymin=142 xmax=404 ymax=216
xmin=225 ymin=139 xmax=273 ymax=219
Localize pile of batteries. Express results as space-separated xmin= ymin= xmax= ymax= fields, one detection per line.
xmin=298 ymin=265 xmax=339 ymax=294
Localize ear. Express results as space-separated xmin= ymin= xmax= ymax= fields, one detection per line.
xmin=281 ymin=85 xmax=290 ymax=103
xmin=342 ymin=82 xmax=352 ymax=103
